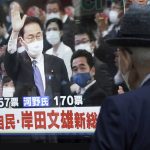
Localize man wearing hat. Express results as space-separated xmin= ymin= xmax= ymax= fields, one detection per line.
xmin=90 ymin=4 xmax=150 ymax=150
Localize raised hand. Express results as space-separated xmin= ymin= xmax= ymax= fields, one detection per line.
xmin=118 ymin=86 xmax=125 ymax=94
xmin=11 ymin=3 xmax=27 ymax=33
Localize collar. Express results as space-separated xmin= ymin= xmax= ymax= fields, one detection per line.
xmin=52 ymin=42 xmax=63 ymax=56
xmin=85 ymin=80 xmax=96 ymax=90
xmin=140 ymin=73 xmax=150 ymax=87
xmin=30 ymin=53 xmax=43 ymax=63
xmin=102 ymin=30 xmax=109 ymax=37
xmin=62 ymin=14 xmax=68 ymax=23
xmin=107 ymin=24 xmax=115 ymax=32
xmin=80 ymin=80 xmax=96 ymax=94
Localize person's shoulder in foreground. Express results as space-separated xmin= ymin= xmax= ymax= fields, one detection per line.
xmin=90 ymin=83 xmax=150 ymax=150
xmin=90 ymin=4 xmax=150 ymax=150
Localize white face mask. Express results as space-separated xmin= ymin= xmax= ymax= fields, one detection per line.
xmin=46 ymin=30 xmax=61 ymax=45
xmin=26 ymin=40 xmax=43 ymax=58
xmin=3 ymin=87 xmax=15 ymax=97
xmin=75 ymin=43 xmax=92 ymax=53
xmin=109 ymin=10 xmax=120 ymax=25
xmin=114 ymin=70 xmax=124 ymax=85
xmin=46 ymin=12 xmax=61 ymax=21
xmin=17 ymin=46 xmax=25 ymax=53
xmin=121 ymin=71 xmax=130 ymax=90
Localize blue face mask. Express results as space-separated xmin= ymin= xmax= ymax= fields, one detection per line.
xmin=71 ymin=73 xmax=92 ymax=88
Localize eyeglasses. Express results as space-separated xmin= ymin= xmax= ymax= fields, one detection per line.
xmin=46 ymin=27 xmax=59 ymax=32
xmin=24 ymin=32 xmax=43 ymax=43
xmin=75 ymin=40 xmax=90 ymax=46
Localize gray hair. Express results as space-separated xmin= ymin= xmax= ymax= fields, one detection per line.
xmin=129 ymin=47 xmax=150 ymax=67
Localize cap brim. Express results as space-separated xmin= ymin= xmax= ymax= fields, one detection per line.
xmin=105 ymin=37 xmax=150 ymax=47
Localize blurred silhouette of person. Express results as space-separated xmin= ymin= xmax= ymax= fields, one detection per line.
xmin=90 ymin=4 xmax=150 ymax=150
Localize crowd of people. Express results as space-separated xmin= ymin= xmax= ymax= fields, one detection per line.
xmin=0 ymin=0 xmax=150 ymax=146
xmin=0 ymin=0 xmax=126 ymax=105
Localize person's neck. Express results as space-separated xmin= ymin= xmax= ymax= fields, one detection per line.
xmin=53 ymin=42 xmax=61 ymax=52
xmin=30 ymin=53 xmax=43 ymax=61
xmin=129 ymin=67 xmax=150 ymax=89
xmin=138 ymin=69 xmax=150 ymax=87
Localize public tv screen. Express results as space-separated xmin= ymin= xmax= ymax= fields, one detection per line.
xmin=0 ymin=0 xmax=106 ymax=144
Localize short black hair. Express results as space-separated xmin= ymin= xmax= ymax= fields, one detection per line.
xmin=71 ymin=50 xmax=94 ymax=69
xmin=46 ymin=0 xmax=65 ymax=13
xmin=2 ymin=76 xmax=12 ymax=86
xmin=19 ymin=16 xmax=43 ymax=37
xmin=75 ymin=25 xmax=96 ymax=42
xmin=45 ymin=18 xmax=63 ymax=30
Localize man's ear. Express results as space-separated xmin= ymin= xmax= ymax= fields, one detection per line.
xmin=90 ymin=41 xmax=96 ymax=50
xmin=60 ymin=30 xmax=63 ymax=37
xmin=18 ymin=36 xmax=28 ymax=50
xmin=90 ymin=66 xmax=96 ymax=76
xmin=119 ymin=49 xmax=132 ymax=75
xmin=18 ymin=36 xmax=25 ymax=46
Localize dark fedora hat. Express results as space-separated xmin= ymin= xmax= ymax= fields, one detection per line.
xmin=106 ymin=4 xmax=150 ymax=47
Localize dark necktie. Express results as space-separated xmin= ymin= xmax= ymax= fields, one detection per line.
xmin=32 ymin=60 xmax=45 ymax=96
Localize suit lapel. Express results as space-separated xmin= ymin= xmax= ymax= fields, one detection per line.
xmin=21 ymin=51 xmax=33 ymax=77
xmin=142 ymin=78 xmax=150 ymax=87
xmin=43 ymin=54 xmax=54 ymax=105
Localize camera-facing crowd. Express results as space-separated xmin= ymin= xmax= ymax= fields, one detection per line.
xmin=0 ymin=0 xmax=126 ymax=106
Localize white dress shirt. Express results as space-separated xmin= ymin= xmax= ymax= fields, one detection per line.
xmin=140 ymin=73 xmax=150 ymax=87
xmin=80 ymin=80 xmax=96 ymax=95
xmin=62 ymin=14 xmax=69 ymax=23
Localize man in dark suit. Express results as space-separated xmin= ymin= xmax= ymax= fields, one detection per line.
xmin=90 ymin=4 xmax=150 ymax=150
xmin=70 ymin=50 xmax=106 ymax=106
xmin=4 ymin=3 xmax=71 ymax=107
xmin=75 ymin=27 xmax=114 ymax=96
xmin=57 ymin=50 xmax=107 ymax=143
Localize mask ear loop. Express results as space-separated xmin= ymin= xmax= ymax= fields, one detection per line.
xmin=18 ymin=36 xmax=33 ymax=59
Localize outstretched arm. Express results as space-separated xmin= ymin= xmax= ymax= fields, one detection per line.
xmin=8 ymin=3 xmax=27 ymax=54
xmin=4 ymin=3 xmax=27 ymax=79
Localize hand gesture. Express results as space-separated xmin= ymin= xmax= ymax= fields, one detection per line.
xmin=118 ymin=86 xmax=125 ymax=94
xmin=11 ymin=3 xmax=27 ymax=33
xmin=70 ymin=83 xmax=80 ymax=94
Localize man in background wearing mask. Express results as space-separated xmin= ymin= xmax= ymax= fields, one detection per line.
xmin=45 ymin=0 xmax=75 ymax=51
xmin=75 ymin=27 xmax=114 ymax=96
xmin=75 ymin=26 xmax=96 ymax=54
xmin=70 ymin=50 xmax=106 ymax=106
xmin=4 ymin=3 xmax=71 ymax=108
xmin=107 ymin=1 xmax=123 ymax=37
xmin=95 ymin=1 xmax=124 ymax=90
